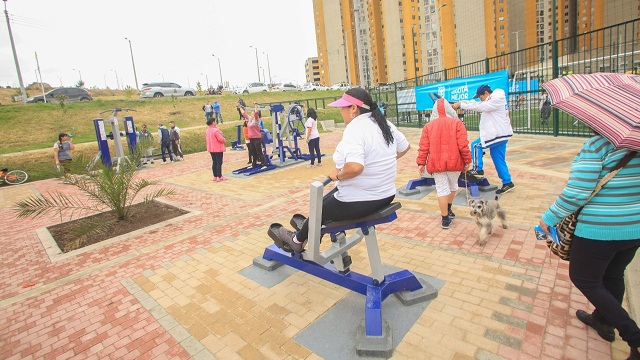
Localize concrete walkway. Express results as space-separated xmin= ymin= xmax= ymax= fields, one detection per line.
xmin=0 ymin=128 xmax=636 ymax=359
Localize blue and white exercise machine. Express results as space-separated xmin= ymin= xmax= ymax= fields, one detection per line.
xmin=230 ymin=125 xmax=245 ymax=150
xmin=90 ymin=108 xmax=138 ymax=171
xmin=256 ymin=178 xmax=437 ymax=357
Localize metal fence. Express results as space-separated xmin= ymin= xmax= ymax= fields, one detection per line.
xmin=371 ymin=19 xmax=640 ymax=138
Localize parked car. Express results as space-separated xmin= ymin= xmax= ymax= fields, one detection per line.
xmin=329 ymin=82 xmax=350 ymax=91
xmin=237 ymin=82 xmax=269 ymax=94
xmin=276 ymin=83 xmax=300 ymax=92
xmin=301 ymin=82 xmax=328 ymax=91
xmin=26 ymin=87 xmax=93 ymax=103
xmin=140 ymin=82 xmax=196 ymax=98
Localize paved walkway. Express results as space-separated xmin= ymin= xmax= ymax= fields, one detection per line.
xmin=0 ymin=128 xmax=635 ymax=359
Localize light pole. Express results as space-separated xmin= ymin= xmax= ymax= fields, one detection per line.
xmin=124 ymin=37 xmax=140 ymax=91
xmin=511 ymin=30 xmax=524 ymax=72
xmin=260 ymin=67 xmax=266 ymax=85
xmin=211 ymin=54 xmax=223 ymax=88
xmin=3 ymin=0 xmax=27 ymax=103
xmin=201 ymin=73 xmax=209 ymax=89
xmin=72 ymin=68 xmax=82 ymax=85
xmin=111 ymin=69 xmax=119 ymax=90
xmin=249 ymin=46 xmax=260 ymax=82
xmin=103 ymin=73 xmax=108 ymax=88
xmin=58 ymin=76 xmax=63 ymax=87
xmin=412 ymin=24 xmax=418 ymax=81
xmin=262 ymin=52 xmax=272 ymax=86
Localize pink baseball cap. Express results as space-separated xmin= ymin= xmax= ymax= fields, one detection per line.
xmin=328 ymin=93 xmax=370 ymax=109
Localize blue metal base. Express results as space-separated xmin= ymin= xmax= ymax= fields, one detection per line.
xmin=262 ymin=244 xmax=424 ymax=336
xmin=405 ymin=177 xmax=435 ymax=190
xmin=232 ymin=164 xmax=278 ymax=176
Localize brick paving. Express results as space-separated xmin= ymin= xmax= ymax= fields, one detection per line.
xmin=0 ymin=127 xmax=634 ymax=359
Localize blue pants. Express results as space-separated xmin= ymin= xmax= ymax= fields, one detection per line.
xmin=215 ymin=111 xmax=223 ymax=124
xmin=160 ymin=142 xmax=173 ymax=162
xmin=205 ymin=111 xmax=213 ymax=122
xmin=470 ymin=138 xmax=512 ymax=185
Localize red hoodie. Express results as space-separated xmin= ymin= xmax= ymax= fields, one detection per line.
xmin=416 ymin=99 xmax=472 ymax=174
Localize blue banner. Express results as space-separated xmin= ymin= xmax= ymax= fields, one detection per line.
xmin=415 ymin=70 xmax=509 ymax=110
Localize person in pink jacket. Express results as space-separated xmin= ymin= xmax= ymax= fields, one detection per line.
xmin=205 ymin=119 xmax=227 ymax=181
xmin=416 ymin=98 xmax=472 ymax=229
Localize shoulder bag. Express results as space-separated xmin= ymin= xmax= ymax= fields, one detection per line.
xmin=549 ymin=151 xmax=637 ymax=260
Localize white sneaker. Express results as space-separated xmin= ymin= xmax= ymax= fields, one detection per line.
xmin=161 ymin=161 xmax=168 ymax=165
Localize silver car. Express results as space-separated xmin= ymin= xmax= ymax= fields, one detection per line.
xmin=140 ymin=82 xmax=196 ymax=98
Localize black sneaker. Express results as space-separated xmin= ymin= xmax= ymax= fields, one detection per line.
xmin=468 ymin=169 xmax=484 ymax=176
xmin=448 ymin=210 xmax=456 ymax=219
xmin=441 ymin=218 xmax=452 ymax=229
xmin=495 ymin=182 xmax=515 ymax=195
xmin=576 ymin=310 xmax=615 ymax=342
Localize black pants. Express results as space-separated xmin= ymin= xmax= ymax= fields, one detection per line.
xmin=307 ymin=137 xmax=321 ymax=165
xmin=297 ymin=189 xmax=395 ymax=242
xmin=570 ymin=234 xmax=640 ymax=347
xmin=249 ymin=138 xmax=265 ymax=166
xmin=171 ymin=140 xmax=183 ymax=158
xmin=160 ymin=142 xmax=173 ymax=162
xmin=209 ymin=152 xmax=223 ymax=178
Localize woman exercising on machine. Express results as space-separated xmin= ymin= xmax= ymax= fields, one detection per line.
xmin=271 ymin=87 xmax=410 ymax=253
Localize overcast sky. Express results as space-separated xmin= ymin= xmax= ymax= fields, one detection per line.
xmin=0 ymin=0 xmax=318 ymax=90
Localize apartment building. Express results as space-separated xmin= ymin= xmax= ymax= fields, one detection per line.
xmin=305 ymin=57 xmax=321 ymax=84
xmin=312 ymin=0 xmax=638 ymax=86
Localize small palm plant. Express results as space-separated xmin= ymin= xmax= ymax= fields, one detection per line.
xmin=14 ymin=147 xmax=175 ymax=251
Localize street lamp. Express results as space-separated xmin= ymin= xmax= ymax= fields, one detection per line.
xmin=124 ymin=37 xmax=140 ymax=91
xmin=411 ymin=24 xmax=418 ymax=80
xmin=249 ymin=46 xmax=260 ymax=82
xmin=260 ymin=67 xmax=266 ymax=85
xmin=72 ymin=68 xmax=82 ymax=84
xmin=111 ymin=69 xmax=119 ymax=90
xmin=201 ymin=73 xmax=209 ymax=89
xmin=211 ymin=54 xmax=223 ymax=88
xmin=262 ymin=52 xmax=272 ymax=86
xmin=511 ymin=30 xmax=524 ymax=72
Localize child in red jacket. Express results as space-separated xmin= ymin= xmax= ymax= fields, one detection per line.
xmin=416 ymin=98 xmax=472 ymax=229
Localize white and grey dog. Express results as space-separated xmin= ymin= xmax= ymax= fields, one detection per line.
xmin=468 ymin=197 xmax=508 ymax=246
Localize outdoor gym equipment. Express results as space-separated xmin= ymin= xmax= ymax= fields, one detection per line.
xmin=256 ymin=178 xmax=437 ymax=357
xmin=90 ymin=108 xmax=138 ymax=171
xmin=230 ymin=125 xmax=245 ymax=150
xmin=272 ymin=104 xmax=321 ymax=164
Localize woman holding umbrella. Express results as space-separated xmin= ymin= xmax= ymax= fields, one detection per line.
xmin=538 ymin=73 xmax=640 ymax=359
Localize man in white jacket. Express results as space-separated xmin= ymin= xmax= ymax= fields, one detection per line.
xmin=453 ymin=84 xmax=515 ymax=194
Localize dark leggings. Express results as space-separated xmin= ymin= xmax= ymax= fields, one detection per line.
xmin=209 ymin=152 xmax=223 ymax=178
xmin=249 ymin=138 xmax=266 ymax=166
xmin=569 ymin=234 xmax=640 ymax=347
xmin=296 ymin=189 xmax=395 ymax=242
xmin=307 ymin=137 xmax=321 ymax=165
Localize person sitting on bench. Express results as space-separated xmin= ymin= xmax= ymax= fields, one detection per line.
xmin=271 ymin=87 xmax=411 ymax=253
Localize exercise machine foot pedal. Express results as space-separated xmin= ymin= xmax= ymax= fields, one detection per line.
xmin=267 ymin=223 xmax=293 ymax=253
xmin=290 ymin=214 xmax=306 ymax=231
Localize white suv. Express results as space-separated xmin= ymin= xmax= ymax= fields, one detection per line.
xmin=238 ymin=82 xmax=269 ymax=94
xmin=302 ymin=82 xmax=328 ymax=91
xmin=140 ymin=82 xmax=196 ymax=98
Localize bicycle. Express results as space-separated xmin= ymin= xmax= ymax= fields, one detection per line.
xmin=0 ymin=167 xmax=29 ymax=185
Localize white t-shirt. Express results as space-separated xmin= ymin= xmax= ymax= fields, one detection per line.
xmin=333 ymin=113 xmax=409 ymax=202
xmin=305 ymin=117 xmax=320 ymax=140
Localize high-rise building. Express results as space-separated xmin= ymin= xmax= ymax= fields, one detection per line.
xmin=312 ymin=0 xmax=639 ymax=86
xmin=305 ymin=57 xmax=321 ymax=83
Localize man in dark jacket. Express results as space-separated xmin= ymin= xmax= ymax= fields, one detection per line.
xmin=157 ymin=123 xmax=174 ymax=164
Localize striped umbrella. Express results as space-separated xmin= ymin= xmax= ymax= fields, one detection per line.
xmin=542 ymin=73 xmax=640 ymax=151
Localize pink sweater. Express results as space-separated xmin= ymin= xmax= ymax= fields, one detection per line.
xmin=206 ymin=126 xmax=226 ymax=152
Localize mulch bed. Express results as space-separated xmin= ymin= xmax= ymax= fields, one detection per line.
xmin=48 ymin=200 xmax=188 ymax=253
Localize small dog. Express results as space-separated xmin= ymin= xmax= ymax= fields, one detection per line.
xmin=468 ymin=196 xmax=508 ymax=246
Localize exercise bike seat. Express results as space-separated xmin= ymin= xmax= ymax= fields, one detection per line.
xmin=321 ymin=202 xmax=402 ymax=234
